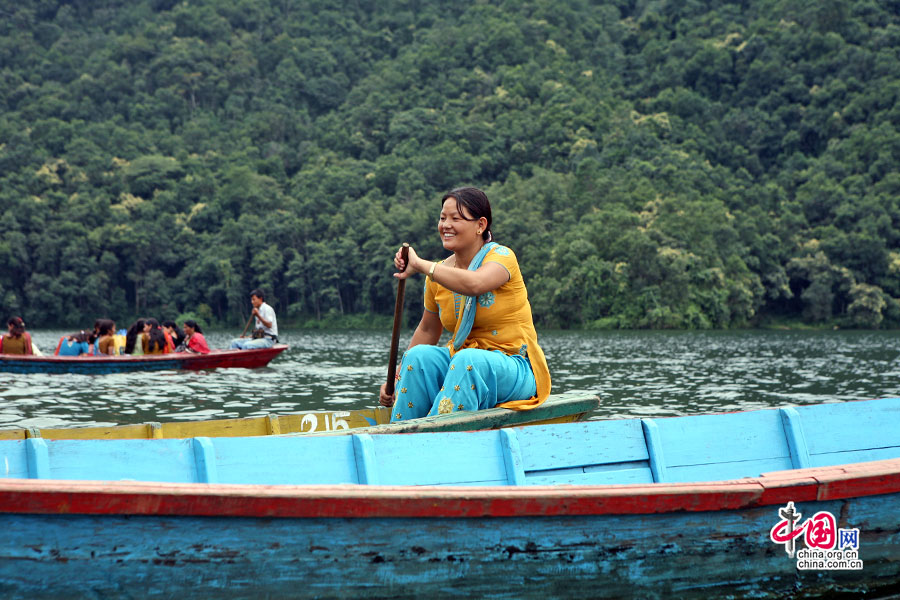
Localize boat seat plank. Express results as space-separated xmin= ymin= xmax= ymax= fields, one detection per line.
xmin=515 ymin=419 xmax=650 ymax=471
xmin=370 ymin=431 xmax=510 ymax=486
xmin=793 ymin=398 xmax=900 ymax=467
xmin=653 ymin=409 xmax=793 ymax=463
xmin=43 ymin=439 xmax=198 ymax=483
xmin=513 ymin=419 xmax=653 ymax=485
xmin=211 ymin=437 xmax=360 ymax=485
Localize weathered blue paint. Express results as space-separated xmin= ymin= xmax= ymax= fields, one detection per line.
xmin=0 ymin=398 xmax=897 ymax=487
xmin=0 ymin=494 xmax=897 ymax=598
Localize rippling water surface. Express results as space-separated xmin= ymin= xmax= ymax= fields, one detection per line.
xmin=2 ymin=329 xmax=899 ymax=430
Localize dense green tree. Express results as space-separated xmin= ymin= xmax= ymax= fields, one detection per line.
xmin=1 ymin=0 xmax=899 ymax=329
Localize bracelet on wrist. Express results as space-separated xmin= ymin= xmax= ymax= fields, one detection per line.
xmin=428 ymin=261 xmax=437 ymax=279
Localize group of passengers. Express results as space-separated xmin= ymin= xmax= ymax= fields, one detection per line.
xmin=3 ymin=288 xmax=276 ymax=357
xmin=72 ymin=317 xmax=210 ymax=356
xmin=119 ymin=318 xmax=210 ymax=356
xmin=0 ymin=315 xmax=209 ymax=357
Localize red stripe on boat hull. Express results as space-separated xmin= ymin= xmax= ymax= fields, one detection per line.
xmin=1 ymin=458 xmax=898 ymax=519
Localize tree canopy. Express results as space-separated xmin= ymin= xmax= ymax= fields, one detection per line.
xmin=2 ymin=0 xmax=899 ymax=329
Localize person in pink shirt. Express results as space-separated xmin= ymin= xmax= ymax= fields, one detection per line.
xmin=181 ymin=320 xmax=210 ymax=354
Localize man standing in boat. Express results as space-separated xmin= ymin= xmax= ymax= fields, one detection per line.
xmin=229 ymin=289 xmax=278 ymax=350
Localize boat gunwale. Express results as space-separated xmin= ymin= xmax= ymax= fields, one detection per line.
xmin=1 ymin=457 xmax=898 ymax=519
xmin=5 ymin=393 xmax=600 ymax=440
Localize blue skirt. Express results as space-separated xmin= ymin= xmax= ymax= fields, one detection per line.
xmin=390 ymin=345 xmax=536 ymax=422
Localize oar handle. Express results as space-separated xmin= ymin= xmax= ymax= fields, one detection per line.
xmin=239 ymin=314 xmax=254 ymax=338
xmin=385 ymin=243 xmax=410 ymax=398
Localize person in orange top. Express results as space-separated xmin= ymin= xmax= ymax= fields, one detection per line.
xmin=0 ymin=316 xmax=34 ymax=355
xmin=378 ymin=186 xmax=551 ymax=422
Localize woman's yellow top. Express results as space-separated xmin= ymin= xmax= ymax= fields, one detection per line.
xmin=423 ymin=244 xmax=550 ymax=409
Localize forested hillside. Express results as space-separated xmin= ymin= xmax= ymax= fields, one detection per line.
xmin=2 ymin=0 xmax=899 ymax=329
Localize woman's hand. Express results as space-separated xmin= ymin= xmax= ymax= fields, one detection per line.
xmin=378 ymin=382 xmax=396 ymax=407
xmin=393 ymin=245 xmax=420 ymax=280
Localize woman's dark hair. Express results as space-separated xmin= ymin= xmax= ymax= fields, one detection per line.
xmin=441 ymin=187 xmax=493 ymax=241
xmin=97 ymin=320 xmax=115 ymax=336
xmin=162 ymin=320 xmax=185 ymax=345
xmin=7 ymin=316 xmax=25 ymax=337
xmin=124 ymin=319 xmax=146 ymax=354
xmin=67 ymin=330 xmax=91 ymax=343
xmin=145 ymin=318 xmax=167 ymax=353
xmin=93 ymin=317 xmax=114 ymax=331
xmin=183 ymin=319 xmax=203 ymax=334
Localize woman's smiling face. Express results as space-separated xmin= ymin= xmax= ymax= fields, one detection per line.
xmin=438 ymin=198 xmax=485 ymax=252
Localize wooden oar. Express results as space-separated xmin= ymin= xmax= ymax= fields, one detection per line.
xmin=239 ymin=314 xmax=254 ymax=338
xmin=385 ymin=243 xmax=410 ymax=398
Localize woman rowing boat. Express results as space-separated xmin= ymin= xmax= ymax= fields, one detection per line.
xmin=378 ymin=186 xmax=551 ymax=421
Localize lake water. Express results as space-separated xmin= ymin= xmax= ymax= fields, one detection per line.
xmin=2 ymin=329 xmax=899 ymax=430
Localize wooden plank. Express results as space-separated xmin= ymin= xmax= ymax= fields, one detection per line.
xmin=211 ymin=436 xmax=361 ymax=485
xmin=779 ymin=407 xmax=811 ymax=469
xmin=641 ymin=418 xmax=667 ymax=483
xmin=162 ymin=416 xmax=270 ymax=438
xmin=371 ymin=431 xmax=510 ymax=486
xmin=191 ymin=437 xmax=218 ymax=484
xmin=514 ymin=418 xmax=649 ymax=472
xmin=0 ymin=477 xmax=771 ymax=517
xmin=36 ymin=423 xmax=153 ymax=440
xmin=43 ymin=439 xmax=198 ymax=483
xmin=499 ymin=429 xmax=525 ymax=486
xmin=352 ymin=434 xmax=378 ymax=484
xmin=25 ymin=438 xmax=49 ymax=479
xmin=651 ymin=408 xmax=794 ymax=482
xmin=794 ymin=397 xmax=900 ymax=463
xmin=266 ymin=415 xmax=281 ymax=435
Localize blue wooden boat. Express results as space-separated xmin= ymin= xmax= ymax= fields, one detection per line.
xmin=0 ymin=344 xmax=288 ymax=374
xmin=0 ymin=397 xmax=898 ymax=598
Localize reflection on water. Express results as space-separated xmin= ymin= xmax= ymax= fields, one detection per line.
xmin=1 ymin=329 xmax=899 ymax=429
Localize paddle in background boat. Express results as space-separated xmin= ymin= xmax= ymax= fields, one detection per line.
xmin=238 ymin=313 xmax=254 ymax=339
